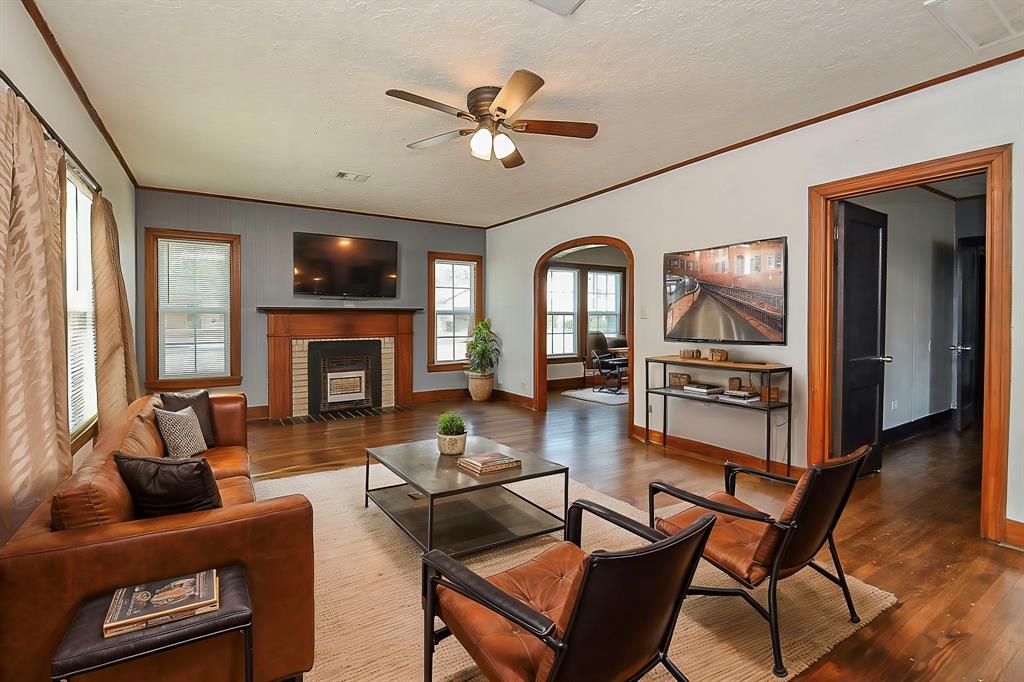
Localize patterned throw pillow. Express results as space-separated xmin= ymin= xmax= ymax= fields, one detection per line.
xmin=160 ymin=391 xmax=216 ymax=448
xmin=154 ymin=406 xmax=209 ymax=459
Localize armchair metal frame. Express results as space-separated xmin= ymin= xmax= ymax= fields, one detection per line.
xmin=423 ymin=500 xmax=712 ymax=682
xmin=649 ymin=456 xmax=865 ymax=677
xmin=591 ymin=349 xmax=628 ymax=394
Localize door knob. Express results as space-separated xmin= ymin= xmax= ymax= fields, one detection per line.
xmin=948 ymin=345 xmax=972 ymax=352
xmin=874 ymin=356 xmax=893 ymax=363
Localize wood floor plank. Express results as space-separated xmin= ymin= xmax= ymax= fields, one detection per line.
xmin=248 ymin=392 xmax=1024 ymax=680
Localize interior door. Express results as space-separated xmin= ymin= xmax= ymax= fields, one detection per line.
xmin=832 ymin=201 xmax=889 ymax=474
xmin=953 ymin=236 xmax=985 ymax=432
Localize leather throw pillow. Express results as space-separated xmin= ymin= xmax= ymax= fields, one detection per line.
xmin=113 ymin=453 xmax=222 ymax=519
xmin=154 ymin=405 xmax=209 ymax=459
xmin=161 ymin=390 xmax=216 ymax=448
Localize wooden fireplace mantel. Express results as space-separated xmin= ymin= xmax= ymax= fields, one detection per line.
xmin=258 ymin=307 xmax=421 ymax=418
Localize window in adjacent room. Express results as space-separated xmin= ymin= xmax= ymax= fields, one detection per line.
xmin=546 ymin=267 xmax=578 ymax=357
xmin=65 ymin=170 xmax=97 ymax=448
xmin=428 ymin=252 xmax=483 ymax=371
xmin=587 ymin=270 xmax=622 ymax=334
xmin=145 ymin=228 xmax=241 ymax=389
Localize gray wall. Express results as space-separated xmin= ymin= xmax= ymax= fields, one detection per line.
xmin=135 ymin=189 xmax=486 ymax=406
xmin=851 ymin=187 xmax=956 ymax=430
xmin=955 ymin=195 xmax=986 ymax=240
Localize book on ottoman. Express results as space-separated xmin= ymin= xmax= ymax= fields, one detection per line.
xmin=103 ymin=569 xmax=220 ymax=637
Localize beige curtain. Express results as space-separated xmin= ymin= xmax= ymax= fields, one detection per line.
xmin=0 ymin=85 xmax=72 ymax=542
xmin=92 ymin=196 xmax=139 ymax=432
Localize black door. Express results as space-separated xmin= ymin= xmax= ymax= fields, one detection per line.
xmin=953 ymin=236 xmax=985 ymax=432
xmin=832 ymin=201 xmax=889 ymax=474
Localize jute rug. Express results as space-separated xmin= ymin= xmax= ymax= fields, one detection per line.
xmin=255 ymin=466 xmax=895 ymax=681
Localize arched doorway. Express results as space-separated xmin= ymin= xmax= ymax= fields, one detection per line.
xmin=533 ymin=237 xmax=635 ymax=425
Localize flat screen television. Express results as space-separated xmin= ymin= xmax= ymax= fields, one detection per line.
xmin=664 ymin=236 xmax=786 ymax=345
xmin=293 ymin=232 xmax=399 ymax=298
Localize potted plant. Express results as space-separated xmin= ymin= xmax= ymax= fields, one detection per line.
xmin=437 ymin=411 xmax=467 ymax=456
xmin=465 ymin=319 xmax=501 ymax=401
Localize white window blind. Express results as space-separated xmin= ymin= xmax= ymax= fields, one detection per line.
xmin=433 ymin=259 xmax=476 ymax=363
xmin=546 ymin=268 xmax=578 ymax=356
xmin=65 ymin=172 xmax=97 ymax=436
xmin=157 ymin=237 xmax=232 ymax=379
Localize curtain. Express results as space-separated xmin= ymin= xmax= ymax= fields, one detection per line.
xmin=92 ymin=196 xmax=139 ymax=432
xmin=0 ymin=85 xmax=71 ymax=542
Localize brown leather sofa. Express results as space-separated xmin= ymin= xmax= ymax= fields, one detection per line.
xmin=0 ymin=394 xmax=314 ymax=682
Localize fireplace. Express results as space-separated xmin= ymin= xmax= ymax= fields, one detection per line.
xmin=308 ymin=340 xmax=382 ymax=417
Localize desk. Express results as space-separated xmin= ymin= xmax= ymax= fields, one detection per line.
xmin=644 ymin=356 xmax=792 ymax=474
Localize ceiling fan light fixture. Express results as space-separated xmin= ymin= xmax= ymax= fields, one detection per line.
xmin=493 ymin=132 xmax=517 ymax=160
xmin=469 ymin=126 xmax=493 ymax=160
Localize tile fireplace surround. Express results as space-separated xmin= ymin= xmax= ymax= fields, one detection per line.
xmin=257 ymin=307 xmax=421 ymax=419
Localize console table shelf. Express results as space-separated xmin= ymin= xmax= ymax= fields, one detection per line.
xmin=644 ymin=355 xmax=793 ymax=474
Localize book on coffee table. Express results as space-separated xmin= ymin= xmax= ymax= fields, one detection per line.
xmin=458 ymin=452 xmax=522 ymax=474
xmin=103 ymin=570 xmax=220 ymax=638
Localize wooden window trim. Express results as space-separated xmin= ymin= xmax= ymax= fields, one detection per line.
xmin=144 ymin=227 xmax=242 ymax=391
xmin=545 ymin=262 xmax=628 ymax=361
xmin=69 ymin=417 xmax=97 ymax=455
xmin=427 ymin=252 xmax=484 ymax=373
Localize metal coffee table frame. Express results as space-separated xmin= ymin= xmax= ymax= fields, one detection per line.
xmin=364 ymin=438 xmax=569 ymax=558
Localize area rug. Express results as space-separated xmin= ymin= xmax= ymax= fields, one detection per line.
xmin=562 ymin=387 xmax=629 ymax=405
xmin=255 ymin=466 xmax=895 ymax=681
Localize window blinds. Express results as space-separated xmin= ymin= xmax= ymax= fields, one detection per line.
xmin=157 ymin=238 xmax=232 ymax=379
xmin=65 ymin=175 xmax=97 ymax=436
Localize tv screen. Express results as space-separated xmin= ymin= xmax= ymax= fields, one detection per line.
xmin=293 ymin=232 xmax=399 ymax=298
xmin=664 ymin=236 xmax=786 ymax=345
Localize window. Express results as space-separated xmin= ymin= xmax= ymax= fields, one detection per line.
xmin=587 ymin=270 xmax=622 ymax=334
xmin=65 ymin=171 xmax=97 ymax=445
xmin=428 ymin=252 xmax=483 ymax=371
xmin=145 ymin=228 xmax=241 ymax=389
xmin=546 ymin=268 xmax=578 ymax=356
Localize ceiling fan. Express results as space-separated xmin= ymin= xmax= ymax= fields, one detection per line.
xmin=386 ymin=69 xmax=598 ymax=169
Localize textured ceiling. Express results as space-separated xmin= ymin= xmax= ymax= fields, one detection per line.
xmin=35 ymin=0 xmax=1024 ymax=227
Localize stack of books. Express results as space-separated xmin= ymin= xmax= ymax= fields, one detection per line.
xmin=718 ymin=388 xmax=762 ymax=405
xmin=458 ymin=452 xmax=522 ymax=475
xmin=681 ymin=382 xmax=724 ymax=397
xmin=103 ymin=570 xmax=220 ymax=638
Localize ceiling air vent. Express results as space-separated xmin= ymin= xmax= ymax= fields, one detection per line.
xmin=925 ymin=0 xmax=1024 ymax=52
xmin=336 ymin=171 xmax=370 ymax=182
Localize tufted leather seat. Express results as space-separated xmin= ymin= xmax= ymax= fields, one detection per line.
xmin=437 ymin=542 xmax=587 ymax=682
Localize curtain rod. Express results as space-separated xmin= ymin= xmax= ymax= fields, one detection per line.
xmin=0 ymin=68 xmax=103 ymax=193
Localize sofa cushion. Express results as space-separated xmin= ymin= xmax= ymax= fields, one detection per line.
xmin=155 ymin=405 xmax=209 ymax=459
xmin=204 ymin=446 xmax=251 ymax=480
xmin=118 ymin=396 xmax=166 ymax=457
xmin=217 ymin=476 xmax=256 ymax=506
xmin=114 ymin=454 xmax=222 ymax=519
xmin=50 ymin=458 xmax=134 ymax=531
xmin=161 ymin=390 xmax=216 ymax=448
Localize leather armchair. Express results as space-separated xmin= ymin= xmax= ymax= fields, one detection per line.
xmin=649 ymin=446 xmax=869 ymax=677
xmin=423 ymin=500 xmax=714 ymax=682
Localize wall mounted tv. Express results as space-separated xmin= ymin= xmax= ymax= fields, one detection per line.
xmin=664 ymin=236 xmax=787 ymax=345
xmin=293 ymin=232 xmax=399 ymax=298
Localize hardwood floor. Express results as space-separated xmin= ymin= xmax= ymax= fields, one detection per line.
xmin=249 ymin=392 xmax=1024 ymax=681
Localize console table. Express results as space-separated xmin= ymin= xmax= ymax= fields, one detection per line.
xmin=644 ymin=356 xmax=793 ymax=474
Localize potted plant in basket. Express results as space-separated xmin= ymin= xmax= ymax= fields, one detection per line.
xmin=437 ymin=412 xmax=468 ymax=456
xmin=465 ymin=319 xmax=501 ymax=401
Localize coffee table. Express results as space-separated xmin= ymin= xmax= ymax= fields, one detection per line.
xmin=364 ymin=436 xmax=568 ymax=557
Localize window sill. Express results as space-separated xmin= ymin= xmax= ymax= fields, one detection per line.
xmin=547 ymin=355 xmax=582 ymax=364
xmin=144 ymin=375 xmax=243 ymax=391
xmin=428 ymin=362 xmax=469 ymax=373
xmin=70 ymin=418 xmax=98 ymax=455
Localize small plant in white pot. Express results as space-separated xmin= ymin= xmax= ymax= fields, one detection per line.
xmin=465 ymin=319 xmax=501 ymax=401
xmin=437 ymin=411 xmax=467 ymax=456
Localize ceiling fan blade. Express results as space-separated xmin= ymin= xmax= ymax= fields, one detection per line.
xmin=511 ymin=120 xmax=598 ymax=139
xmin=407 ymin=129 xmax=474 ymax=150
xmin=386 ymin=89 xmax=470 ymax=119
xmin=500 ymin=148 xmax=525 ymax=169
xmin=489 ymin=70 xmax=545 ymax=120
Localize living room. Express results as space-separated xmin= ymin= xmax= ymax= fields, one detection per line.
xmin=3 ymin=1 xmax=1024 ymax=680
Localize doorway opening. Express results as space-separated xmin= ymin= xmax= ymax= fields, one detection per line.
xmin=808 ymin=146 xmax=1011 ymax=543
xmin=533 ymin=237 xmax=634 ymax=425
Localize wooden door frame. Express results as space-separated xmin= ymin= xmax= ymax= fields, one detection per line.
xmin=533 ymin=237 xmax=635 ymax=421
xmin=807 ymin=145 xmax=1012 ymax=542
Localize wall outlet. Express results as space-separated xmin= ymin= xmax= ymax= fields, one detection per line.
xmin=520 ymin=381 xmax=527 ymax=391
xmin=890 ymin=400 xmax=898 ymax=411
